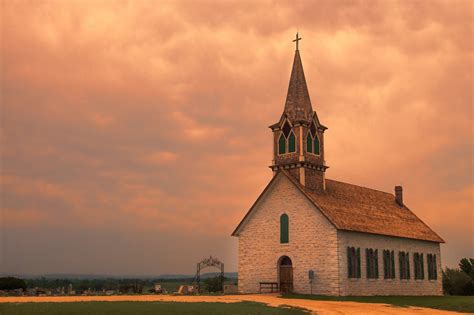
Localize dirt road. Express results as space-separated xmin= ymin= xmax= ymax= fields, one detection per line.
xmin=0 ymin=294 xmax=460 ymax=314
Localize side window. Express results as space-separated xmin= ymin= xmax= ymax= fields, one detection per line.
xmin=399 ymin=251 xmax=410 ymax=279
xmin=366 ymin=248 xmax=379 ymax=279
xmin=414 ymin=253 xmax=425 ymax=280
xmin=427 ymin=254 xmax=438 ymax=280
xmin=280 ymin=214 xmax=289 ymax=244
xmin=383 ymin=250 xmax=395 ymax=279
xmin=347 ymin=247 xmax=361 ymax=278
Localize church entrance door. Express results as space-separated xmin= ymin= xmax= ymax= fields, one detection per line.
xmin=278 ymin=256 xmax=293 ymax=293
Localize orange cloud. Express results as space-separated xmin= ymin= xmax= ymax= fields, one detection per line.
xmin=1 ymin=0 xmax=472 ymax=274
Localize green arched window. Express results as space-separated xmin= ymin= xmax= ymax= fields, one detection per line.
xmin=288 ymin=132 xmax=296 ymax=152
xmin=314 ymin=136 xmax=320 ymax=155
xmin=278 ymin=134 xmax=286 ymax=154
xmin=306 ymin=133 xmax=312 ymax=153
xmin=280 ymin=214 xmax=289 ymax=243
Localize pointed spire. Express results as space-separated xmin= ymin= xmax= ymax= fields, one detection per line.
xmin=284 ymin=48 xmax=313 ymax=121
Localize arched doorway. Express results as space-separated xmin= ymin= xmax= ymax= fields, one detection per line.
xmin=278 ymin=256 xmax=293 ymax=293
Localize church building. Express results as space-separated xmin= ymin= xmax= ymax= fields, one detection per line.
xmin=231 ymin=34 xmax=444 ymax=296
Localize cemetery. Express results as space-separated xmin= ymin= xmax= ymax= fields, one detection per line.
xmin=0 ymin=256 xmax=236 ymax=298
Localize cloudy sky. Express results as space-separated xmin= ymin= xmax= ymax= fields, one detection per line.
xmin=1 ymin=0 xmax=472 ymax=276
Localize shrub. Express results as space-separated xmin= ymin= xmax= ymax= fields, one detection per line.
xmin=0 ymin=277 xmax=27 ymax=290
xmin=204 ymin=276 xmax=224 ymax=293
xmin=443 ymin=268 xmax=474 ymax=295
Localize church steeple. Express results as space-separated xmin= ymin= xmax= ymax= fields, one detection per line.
xmin=269 ymin=33 xmax=328 ymax=191
xmin=284 ymin=49 xmax=313 ymax=121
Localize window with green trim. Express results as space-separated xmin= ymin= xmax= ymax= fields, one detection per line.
xmin=414 ymin=252 xmax=424 ymax=280
xmin=306 ymin=133 xmax=312 ymax=153
xmin=347 ymin=247 xmax=361 ymax=278
xmin=366 ymin=248 xmax=379 ymax=279
xmin=399 ymin=251 xmax=410 ymax=279
xmin=278 ymin=134 xmax=286 ymax=154
xmin=313 ymin=136 xmax=320 ymax=155
xmin=280 ymin=214 xmax=289 ymax=244
xmin=307 ymin=121 xmax=321 ymax=155
xmin=288 ymin=132 xmax=296 ymax=152
xmin=427 ymin=254 xmax=437 ymax=280
xmin=383 ymin=250 xmax=395 ymax=279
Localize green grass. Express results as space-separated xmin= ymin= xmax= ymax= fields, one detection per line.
xmin=0 ymin=301 xmax=308 ymax=315
xmin=281 ymin=294 xmax=474 ymax=313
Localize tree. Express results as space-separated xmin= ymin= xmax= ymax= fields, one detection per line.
xmin=459 ymin=258 xmax=474 ymax=278
xmin=443 ymin=257 xmax=474 ymax=296
xmin=443 ymin=268 xmax=471 ymax=295
xmin=0 ymin=277 xmax=27 ymax=290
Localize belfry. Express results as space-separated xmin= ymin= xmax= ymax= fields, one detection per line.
xmin=270 ymin=34 xmax=327 ymax=191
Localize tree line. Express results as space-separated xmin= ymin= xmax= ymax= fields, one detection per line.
xmin=0 ymin=276 xmax=232 ymax=294
xmin=1 ymin=257 xmax=472 ymax=295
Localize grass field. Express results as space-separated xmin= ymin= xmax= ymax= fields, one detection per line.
xmin=0 ymin=301 xmax=307 ymax=315
xmin=281 ymin=294 xmax=474 ymax=313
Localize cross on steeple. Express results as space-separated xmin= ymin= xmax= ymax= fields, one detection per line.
xmin=293 ymin=32 xmax=302 ymax=51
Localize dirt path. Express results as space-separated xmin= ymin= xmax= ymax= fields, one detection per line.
xmin=0 ymin=294 xmax=460 ymax=314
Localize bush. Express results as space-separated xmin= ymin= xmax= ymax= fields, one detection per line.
xmin=0 ymin=277 xmax=27 ymax=290
xmin=443 ymin=268 xmax=471 ymax=295
xmin=204 ymin=276 xmax=224 ymax=293
xmin=443 ymin=257 xmax=474 ymax=295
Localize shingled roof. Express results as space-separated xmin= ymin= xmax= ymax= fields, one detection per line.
xmin=232 ymin=171 xmax=444 ymax=243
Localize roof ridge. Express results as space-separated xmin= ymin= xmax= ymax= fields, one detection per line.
xmin=325 ymin=178 xmax=394 ymax=196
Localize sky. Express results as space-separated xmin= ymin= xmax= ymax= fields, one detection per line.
xmin=1 ymin=0 xmax=473 ymax=276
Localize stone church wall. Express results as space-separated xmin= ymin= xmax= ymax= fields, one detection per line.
xmin=337 ymin=230 xmax=443 ymax=296
xmin=237 ymin=174 xmax=339 ymax=295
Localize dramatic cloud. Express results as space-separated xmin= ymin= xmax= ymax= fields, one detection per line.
xmin=1 ymin=0 xmax=472 ymax=275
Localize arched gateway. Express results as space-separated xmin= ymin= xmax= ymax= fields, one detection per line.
xmin=195 ymin=256 xmax=224 ymax=293
xmin=278 ymin=256 xmax=293 ymax=293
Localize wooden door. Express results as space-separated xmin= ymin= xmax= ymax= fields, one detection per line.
xmin=279 ymin=266 xmax=293 ymax=293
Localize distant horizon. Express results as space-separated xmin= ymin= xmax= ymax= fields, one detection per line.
xmin=1 ymin=272 xmax=238 ymax=280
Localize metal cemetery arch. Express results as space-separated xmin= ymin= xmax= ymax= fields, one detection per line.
xmin=195 ymin=256 xmax=224 ymax=293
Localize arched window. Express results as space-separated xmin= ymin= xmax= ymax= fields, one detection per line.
xmin=313 ymin=135 xmax=320 ymax=155
xmin=306 ymin=133 xmax=312 ymax=153
xmin=280 ymin=214 xmax=289 ymax=244
xmin=288 ymin=132 xmax=296 ymax=153
xmin=278 ymin=134 xmax=286 ymax=154
xmin=307 ymin=121 xmax=321 ymax=155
